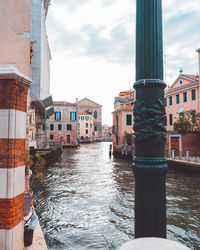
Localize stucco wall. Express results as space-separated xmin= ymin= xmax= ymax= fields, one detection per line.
xmin=46 ymin=105 xmax=78 ymax=145
xmin=0 ymin=0 xmax=31 ymax=77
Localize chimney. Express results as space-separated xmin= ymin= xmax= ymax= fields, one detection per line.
xmin=76 ymin=98 xmax=78 ymax=103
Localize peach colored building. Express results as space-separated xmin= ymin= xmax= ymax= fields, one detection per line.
xmin=112 ymin=104 xmax=133 ymax=146
xmin=165 ymin=49 xmax=200 ymax=157
xmin=0 ymin=0 xmax=31 ymax=77
xmin=112 ymin=90 xmax=135 ymax=157
xmin=79 ymin=111 xmax=95 ymax=142
xmin=165 ymin=49 xmax=200 ymax=131
xmin=76 ymin=98 xmax=102 ymax=140
xmin=165 ymin=73 xmax=199 ymax=131
xmin=46 ymin=101 xmax=79 ymax=146
xmin=0 ymin=1 xmax=31 ymax=249
xmin=114 ymin=90 xmax=135 ymax=110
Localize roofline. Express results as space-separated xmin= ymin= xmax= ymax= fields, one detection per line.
xmin=166 ymin=82 xmax=199 ymax=96
xmin=170 ymin=74 xmax=197 ymax=89
xmin=112 ymin=106 xmax=133 ymax=114
xmin=76 ymin=97 xmax=102 ymax=107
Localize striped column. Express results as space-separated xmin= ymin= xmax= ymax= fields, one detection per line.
xmin=0 ymin=65 xmax=31 ymax=250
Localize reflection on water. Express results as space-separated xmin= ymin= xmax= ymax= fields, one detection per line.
xmin=32 ymin=142 xmax=200 ymax=250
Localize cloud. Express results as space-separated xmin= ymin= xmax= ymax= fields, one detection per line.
xmin=163 ymin=4 xmax=200 ymax=84
xmin=51 ymin=0 xmax=90 ymax=11
xmin=81 ymin=23 xmax=134 ymax=65
xmin=101 ymin=0 xmax=116 ymax=7
xmin=46 ymin=0 xmax=200 ymax=124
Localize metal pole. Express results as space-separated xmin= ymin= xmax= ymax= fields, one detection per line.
xmin=133 ymin=0 xmax=167 ymax=238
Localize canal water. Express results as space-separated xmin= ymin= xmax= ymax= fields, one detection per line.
xmin=32 ymin=142 xmax=200 ymax=250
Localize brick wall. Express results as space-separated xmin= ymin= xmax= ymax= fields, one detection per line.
xmin=166 ymin=133 xmax=200 ymax=157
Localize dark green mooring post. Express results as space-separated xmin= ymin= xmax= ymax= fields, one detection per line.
xmin=133 ymin=0 xmax=167 ymax=238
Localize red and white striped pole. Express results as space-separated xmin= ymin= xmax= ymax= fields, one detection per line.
xmin=0 ymin=65 xmax=31 ymax=249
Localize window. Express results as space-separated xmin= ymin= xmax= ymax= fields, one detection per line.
xmin=191 ymin=89 xmax=196 ymax=100
xmin=55 ymin=112 xmax=61 ymax=121
xmin=164 ymin=98 xmax=167 ymax=107
xmin=81 ymin=116 xmax=84 ymax=120
xmin=169 ymin=96 xmax=173 ymax=106
xmin=86 ymin=129 xmax=88 ymax=134
xmin=126 ymin=114 xmax=132 ymax=126
xmin=86 ymin=123 xmax=88 ymax=128
xmin=94 ymin=126 xmax=97 ymax=131
xmin=169 ymin=114 xmax=173 ymax=126
xmin=179 ymin=80 xmax=183 ymax=86
xmin=94 ymin=111 xmax=97 ymax=119
xmin=85 ymin=116 xmax=89 ymax=121
xmin=70 ymin=112 xmax=77 ymax=121
xmin=50 ymin=124 xmax=54 ymax=130
xmin=67 ymin=124 xmax=72 ymax=131
xmin=43 ymin=124 xmax=46 ymax=130
xmin=58 ymin=124 xmax=62 ymax=130
xmin=183 ymin=92 xmax=187 ymax=102
xmin=175 ymin=94 xmax=180 ymax=104
xmin=50 ymin=134 xmax=54 ymax=140
xmin=116 ymin=115 xmax=118 ymax=131
xmin=164 ymin=116 xmax=167 ymax=126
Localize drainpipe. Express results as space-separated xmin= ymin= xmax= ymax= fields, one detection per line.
xmin=133 ymin=0 xmax=167 ymax=238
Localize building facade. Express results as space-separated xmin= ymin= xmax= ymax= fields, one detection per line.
xmin=165 ymin=49 xmax=200 ymax=131
xmin=0 ymin=0 xmax=31 ymax=249
xmin=76 ymin=98 xmax=102 ymax=140
xmin=79 ymin=111 xmax=94 ymax=142
xmin=165 ymin=49 xmax=200 ymax=157
xmin=114 ymin=90 xmax=135 ymax=110
xmin=165 ymin=73 xmax=199 ymax=131
xmin=112 ymin=104 xmax=134 ymax=146
xmin=102 ymin=124 xmax=112 ymax=141
xmin=46 ymin=101 xmax=79 ymax=146
xmin=29 ymin=0 xmax=53 ymax=149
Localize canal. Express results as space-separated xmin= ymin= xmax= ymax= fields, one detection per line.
xmin=32 ymin=142 xmax=200 ymax=250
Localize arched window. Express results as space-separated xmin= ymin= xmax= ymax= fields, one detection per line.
xmin=94 ymin=111 xmax=97 ymax=119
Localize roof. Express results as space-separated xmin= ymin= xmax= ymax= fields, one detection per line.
xmin=169 ymin=74 xmax=198 ymax=90
xmin=113 ymin=104 xmax=133 ymax=114
xmin=119 ymin=90 xmax=134 ymax=96
xmin=79 ymin=112 xmax=92 ymax=115
xmin=183 ymin=74 xmax=198 ymax=80
xmin=53 ymin=101 xmax=75 ymax=106
xmin=75 ymin=97 xmax=102 ymax=107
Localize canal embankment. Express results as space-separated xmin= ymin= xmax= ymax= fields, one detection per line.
xmin=30 ymin=147 xmax=62 ymax=166
xmin=113 ymin=145 xmax=200 ymax=173
xmin=24 ymin=211 xmax=47 ymax=250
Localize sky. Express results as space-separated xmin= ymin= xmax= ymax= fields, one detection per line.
xmin=46 ymin=0 xmax=200 ymax=126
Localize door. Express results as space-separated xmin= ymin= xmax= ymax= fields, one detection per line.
xmin=67 ymin=135 xmax=71 ymax=144
xmin=171 ymin=137 xmax=179 ymax=156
